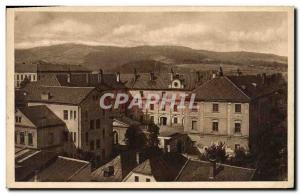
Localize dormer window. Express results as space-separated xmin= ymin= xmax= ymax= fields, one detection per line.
xmin=172 ymin=80 xmax=181 ymax=88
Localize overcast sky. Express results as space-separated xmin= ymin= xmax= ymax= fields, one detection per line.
xmin=14 ymin=11 xmax=288 ymax=56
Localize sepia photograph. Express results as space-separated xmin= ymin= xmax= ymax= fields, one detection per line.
xmin=6 ymin=6 xmax=294 ymax=189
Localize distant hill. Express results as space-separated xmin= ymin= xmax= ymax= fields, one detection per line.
xmin=15 ymin=43 xmax=287 ymax=73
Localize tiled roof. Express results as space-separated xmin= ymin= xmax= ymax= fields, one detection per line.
xmin=227 ymin=75 xmax=286 ymax=99
xmin=91 ymin=151 xmax=139 ymax=182
xmin=121 ymin=72 xmax=201 ymax=90
xmin=18 ymin=105 xmax=65 ymax=128
xmin=15 ymin=149 xmax=58 ymax=181
xmin=192 ymin=76 xmax=251 ymax=102
xmin=55 ymin=73 xmax=125 ymax=90
xmin=37 ymin=74 xmax=61 ymax=86
xmin=131 ymin=153 xmax=188 ymax=181
xmin=176 ymin=159 xmax=256 ymax=181
xmin=24 ymin=84 xmax=95 ymax=105
xmin=31 ymin=156 xmax=90 ymax=182
xmin=15 ymin=63 xmax=37 ymax=73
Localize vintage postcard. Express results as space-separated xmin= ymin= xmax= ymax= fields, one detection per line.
xmin=6 ymin=6 xmax=294 ymax=189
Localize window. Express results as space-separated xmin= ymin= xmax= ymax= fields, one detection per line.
xmin=140 ymin=91 xmax=144 ymax=97
xmin=174 ymin=117 xmax=178 ymax=124
xmin=102 ymin=149 xmax=105 ymax=159
xmin=73 ymin=132 xmax=76 ymax=143
xmin=192 ymin=103 xmax=198 ymax=112
xmin=85 ymin=132 xmax=89 ymax=145
xmin=174 ymin=105 xmax=178 ymax=112
xmin=21 ymin=75 xmax=23 ymax=80
xmin=64 ymin=131 xmax=69 ymax=142
xmin=192 ymin=121 xmax=197 ymax=130
xmin=70 ymin=110 xmax=73 ymax=119
xmin=15 ymin=116 xmax=22 ymax=123
xmin=63 ymin=110 xmax=68 ymax=120
xmin=235 ymin=144 xmax=240 ymax=150
xmin=96 ymin=119 xmax=100 ymax=129
xmin=28 ymin=133 xmax=33 ymax=145
xmin=48 ymin=133 xmax=54 ymax=145
xmin=90 ymin=140 xmax=95 ymax=151
xmin=74 ymin=111 xmax=77 ymax=120
xmin=33 ymin=75 xmax=36 ymax=81
xmin=28 ymin=75 xmax=31 ymax=81
xmin=20 ymin=132 xmax=25 ymax=144
xmin=234 ymin=122 xmax=241 ymax=133
xmin=150 ymin=116 xmax=154 ymax=123
xmin=212 ymin=103 xmax=219 ymax=112
xmin=134 ymin=176 xmax=139 ymax=182
xmin=235 ymin=104 xmax=241 ymax=113
xmin=90 ymin=120 xmax=95 ymax=130
xmin=96 ymin=139 xmax=100 ymax=148
xmin=162 ymin=104 xmax=166 ymax=111
xmin=17 ymin=75 xmax=19 ymax=80
xmin=162 ymin=91 xmax=166 ymax=97
xmin=212 ymin=121 xmax=219 ymax=132
xmin=102 ymin=129 xmax=105 ymax=138
xmin=150 ymin=104 xmax=154 ymax=110
xmin=146 ymin=178 xmax=151 ymax=182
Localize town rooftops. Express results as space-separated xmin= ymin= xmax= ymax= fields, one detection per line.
xmin=91 ymin=151 xmax=140 ymax=182
xmin=121 ymin=71 xmax=202 ymax=91
xmin=15 ymin=63 xmax=37 ymax=73
xmin=127 ymin=153 xmax=188 ymax=181
xmin=24 ymin=84 xmax=96 ymax=105
xmin=18 ymin=105 xmax=65 ymax=128
xmin=192 ymin=76 xmax=251 ymax=102
xmin=176 ymin=159 xmax=256 ymax=181
xmin=30 ymin=156 xmax=90 ymax=182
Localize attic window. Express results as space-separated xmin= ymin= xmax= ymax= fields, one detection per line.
xmin=103 ymin=166 xmax=114 ymax=177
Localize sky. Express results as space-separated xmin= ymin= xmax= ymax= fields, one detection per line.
xmin=14 ymin=11 xmax=288 ymax=56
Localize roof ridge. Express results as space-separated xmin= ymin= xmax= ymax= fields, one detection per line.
xmin=224 ymin=76 xmax=251 ymax=100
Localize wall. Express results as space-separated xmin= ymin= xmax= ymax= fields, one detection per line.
xmin=124 ymin=172 xmax=156 ymax=182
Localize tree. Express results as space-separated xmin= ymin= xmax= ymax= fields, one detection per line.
xmin=146 ymin=123 xmax=159 ymax=148
xmin=124 ymin=125 xmax=146 ymax=149
xmin=20 ymin=76 xmax=31 ymax=88
xmin=205 ymin=142 xmax=227 ymax=163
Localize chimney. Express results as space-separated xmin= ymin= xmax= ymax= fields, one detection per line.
xmin=67 ymin=73 xmax=71 ymax=83
xmin=170 ymin=68 xmax=174 ymax=80
xmin=149 ymin=72 xmax=154 ymax=81
xmin=208 ymin=158 xmax=217 ymax=180
xmin=262 ymin=73 xmax=267 ymax=85
xmin=134 ymin=68 xmax=138 ymax=81
xmin=98 ymin=69 xmax=103 ymax=83
xmin=86 ymin=73 xmax=89 ymax=84
xmin=116 ymin=72 xmax=120 ymax=83
xmin=136 ymin=152 xmax=140 ymax=164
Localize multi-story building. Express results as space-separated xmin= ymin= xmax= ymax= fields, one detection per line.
xmin=23 ymin=84 xmax=113 ymax=161
xmin=184 ymin=75 xmax=250 ymax=154
xmin=15 ymin=105 xmax=65 ymax=151
xmin=121 ymin=70 xmax=209 ymax=127
xmin=15 ymin=63 xmax=38 ymax=89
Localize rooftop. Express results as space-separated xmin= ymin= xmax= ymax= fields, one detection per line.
xmin=176 ymin=159 xmax=256 ymax=181
xmin=18 ymin=105 xmax=65 ymax=128
xmin=192 ymin=76 xmax=251 ymax=102
xmin=24 ymin=84 xmax=96 ymax=105
xmin=37 ymin=61 xmax=91 ymax=73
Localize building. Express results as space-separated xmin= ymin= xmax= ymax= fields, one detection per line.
xmin=123 ymin=153 xmax=187 ymax=182
xmin=176 ymin=159 xmax=256 ymax=181
xmin=15 ymin=63 xmax=38 ymax=89
xmin=15 ymin=105 xmax=65 ymax=152
xmin=15 ymin=149 xmax=91 ymax=182
xmin=121 ymin=69 xmax=208 ymax=127
xmin=23 ymin=84 xmax=113 ymax=161
xmin=184 ymin=75 xmax=251 ymax=154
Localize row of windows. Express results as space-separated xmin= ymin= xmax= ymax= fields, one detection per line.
xmin=134 ymin=176 xmax=151 ymax=182
xmin=16 ymin=74 xmax=36 ymax=81
xmin=212 ymin=103 xmax=242 ymax=113
xmin=63 ymin=110 xmax=77 ymax=120
xmin=85 ymin=130 xmax=106 ymax=146
xmin=15 ymin=131 xmax=33 ymax=145
xmin=89 ymin=139 xmax=101 ymax=150
xmin=191 ymin=120 xmax=242 ymax=133
xmin=15 ymin=116 xmax=22 ymax=123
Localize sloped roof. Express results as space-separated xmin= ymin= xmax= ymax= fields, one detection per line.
xmin=37 ymin=74 xmax=61 ymax=86
xmin=24 ymin=84 xmax=95 ymax=105
xmin=15 ymin=63 xmax=37 ymax=73
xmin=121 ymin=72 xmax=201 ymax=91
xmin=18 ymin=105 xmax=65 ymax=128
xmin=192 ymin=76 xmax=251 ymax=102
xmin=30 ymin=156 xmax=90 ymax=182
xmin=113 ymin=116 xmax=141 ymax=128
xmin=176 ymin=159 xmax=256 ymax=181
xmin=91 ymin=151 xmax=139 ymax=182
xmin=131 ymin=153 xmax=188 ymax=181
